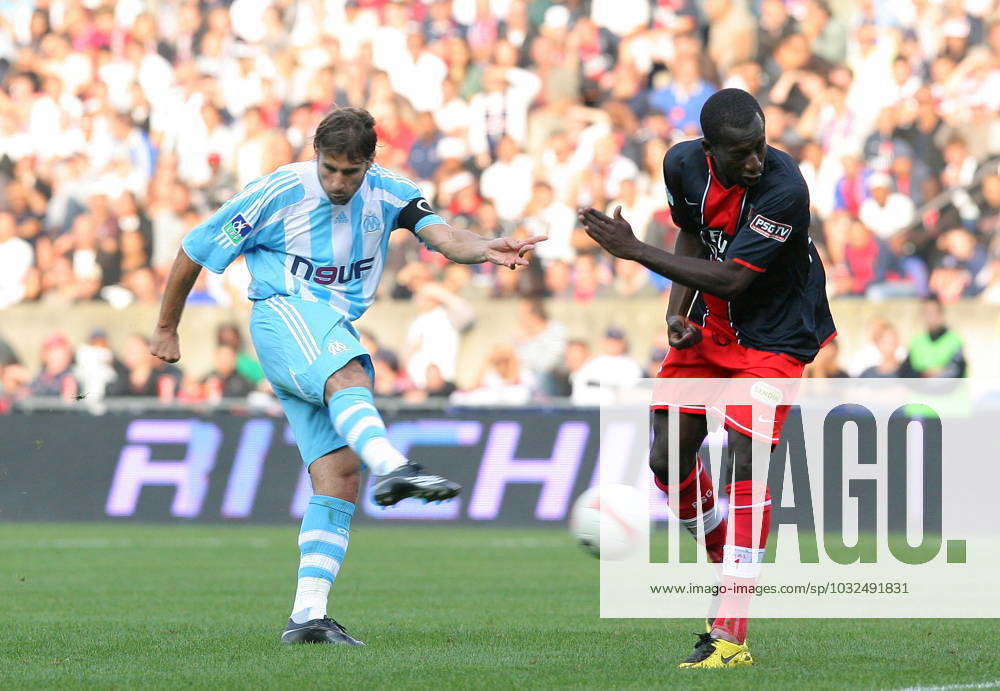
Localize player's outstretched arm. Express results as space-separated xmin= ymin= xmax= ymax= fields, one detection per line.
xmin=418 ymin=223 xmax=546 ymax=269
xmin=151 ymin=248 xmax=203 ymax=363
xmin=578 ymin=206 xmax=757 ymax=300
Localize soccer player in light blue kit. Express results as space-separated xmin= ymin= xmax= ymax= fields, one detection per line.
xmin=150 ymin=108 xmax=544 ymax=645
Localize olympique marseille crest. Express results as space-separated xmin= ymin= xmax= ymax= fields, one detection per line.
xmin=362 ymin=213 xmax=382 ymax=233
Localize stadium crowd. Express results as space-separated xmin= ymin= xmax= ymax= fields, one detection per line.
xmin=0 ymin=292 xmax=969 ymax=409
xmin=0 ymin=0 xmax=996 ymax=405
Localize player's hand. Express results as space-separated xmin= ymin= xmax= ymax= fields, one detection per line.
xmin=578 ymin=206 xmax=642 ymax=260
xmin=151 ymin=327 xmax=181 ymax=363
xmin=485 ymin=235 xmax=547 ymax=270
xmin=667 ymin=315 xmax=702 ymax=350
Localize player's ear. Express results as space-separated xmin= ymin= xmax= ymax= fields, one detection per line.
xmin=701 ymin=139 xmax=713 ymax=158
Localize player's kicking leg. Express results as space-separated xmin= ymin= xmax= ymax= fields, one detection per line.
xmin=649 ymin=410 xmax=730 ymax=634
xmin=323 ymin=359 xmax=460 ymax=506
xmin=649 ymin=411 xmax=729 ymax=564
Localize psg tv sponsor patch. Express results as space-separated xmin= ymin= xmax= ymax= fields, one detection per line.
xmin=749 ymin=214 xmax=792 ymax=242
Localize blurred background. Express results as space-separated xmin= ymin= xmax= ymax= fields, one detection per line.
xmin=0 ymin=0 xmax=996 ymax=416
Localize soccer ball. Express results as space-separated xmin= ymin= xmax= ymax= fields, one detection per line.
xmin=569 ymin=484 xmax=648 ymax=560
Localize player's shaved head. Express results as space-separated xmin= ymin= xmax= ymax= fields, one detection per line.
xmin=700 ymin=89 xmax=767 ymax=188
xmin=700 ymin=88 xmax=765 ymax=147
xmin=313 ymin=107 xmax=377 ymax=163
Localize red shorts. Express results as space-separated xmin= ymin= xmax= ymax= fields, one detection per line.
xmin=652 ymin=324 xmax=805 ymax=445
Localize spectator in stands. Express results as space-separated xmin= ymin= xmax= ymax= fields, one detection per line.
xmin=860 ymin=324 xmax=903 ymax=377
xmin=570 ymin=327 xmax=643 ymax=406
xmin=705 ymin=0 xmax=758 ymax=76
xmin=834 ymin=220 xmax=890 ymax=297
xmin=371 ymin=348 xmax=404 ymax=399
xmin=216 ymin=322 xmax=264 ymax=386
xmin=847 ymin=317 xmax=890 ymax=377
xmin=405 ymin=283 xmax=461 ymax=391
xmin=0 ymin=0 xmax=997 ymax=397
xmin=547 ymin=338 xmax=590 ymax=398
xmin=514 ymin=298 xmax=567 ymax=395
xmin=978 ymin=257 xmax=1000 ymax=304
xmin=467 ymin=61 xmax=541 ymax=160
xmin=0 ymin=212 xmax=33 ymax=308
xmin=0 ymin=335 xmax=20 ymax=375
xmin=863 ymin=107 xmax=913 ymax=168
xmin=30 ymin=332 xmax=78 ymax=400
xmin=74 ymin=329 xmax=125 ymax=400
xmin=931 ymin=228 xmax=988 ymax=302
xmin=453 ymin=344 xmax=531 ymax=406
xmin=119 ymin=333 xmax=182 ymax=400
xmin=479 ymin=136 xmax=534 ymax=222
xmin=976 ymin=173 xmax=999 ymax=241
xmin=803 ymin=339 xmax=848 ymax=378
xmin=648 ymin=55 xmax=715 ymax=134
xmin=831 ymin=154 xmax=867 ymax=218
xmin=202 ymin=343 xmax=254 ymax=400
xmin=523 ymin=181 xmax=576 ymax=267
xmin=612 ymin=257 xmax=656 ymax=298
xmin=859 ymin=172 xmax=915 ymax=242
xmin=898 ymin=296 xmax=968 ymax=378
xmin=408 ymin=112 xmax=444 ymax=183
xmin=543 ymin=258 xmax=573 ymax=300
xmin=571 ymin=253 xmax=612 ymax=302
xmin=404 ymin=363 xmax=457 ymax=403
xmin=756 ymin=0 xmax=798 ymax=66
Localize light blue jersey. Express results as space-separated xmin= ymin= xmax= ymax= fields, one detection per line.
xmin=184 ymin=160 xmax=444 ymax=466
xmin=182 ymin=160 xmax=439 ymax=321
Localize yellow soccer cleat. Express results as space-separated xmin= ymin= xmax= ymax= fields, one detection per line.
xmin=678 ymin=633 xmax=754 ymax=668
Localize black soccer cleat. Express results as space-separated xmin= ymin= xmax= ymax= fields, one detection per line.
xmin=280 ymin=616 xmax=365 ymax=645
xmin=371 ymin=462 xmax=461 ymax=507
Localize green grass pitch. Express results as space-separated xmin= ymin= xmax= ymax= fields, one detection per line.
xmin=1 ymin=523 xmax=997 ymax=690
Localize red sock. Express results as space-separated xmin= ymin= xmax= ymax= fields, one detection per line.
xmin=703 ymin=517 xmax=727 ymax=564
xmin=712 ymin=481 xmax=772 ymax=644
xmin=654 ymin=458 xmax=725 ymax=562
xmin=653 ymin=457 xmax=713 ymax=520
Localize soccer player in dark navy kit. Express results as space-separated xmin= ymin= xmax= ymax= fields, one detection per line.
xmin=580 ymin=89 xmax=835 ymax=668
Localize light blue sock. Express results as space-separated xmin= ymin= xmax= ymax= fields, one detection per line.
xmin=327 ymin=386 xmax=407 ymax=475
xmin=290 ymin=495 xmax=354 ymax=624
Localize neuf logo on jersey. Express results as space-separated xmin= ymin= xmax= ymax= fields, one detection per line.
xmin=290 ymin=255 xmax=375 ymax=286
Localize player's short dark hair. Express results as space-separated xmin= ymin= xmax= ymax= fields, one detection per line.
xmin=700 ymin=88 xmax=765 ymax=146
xmin=313 ymin=107 xmax=377 ymax=162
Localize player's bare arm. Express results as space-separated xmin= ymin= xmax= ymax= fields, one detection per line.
xmin=418 ymin=223 xmax=546 ymax=269
xmin=665 ymin=230 xmax=706 ymax=349
xmin=150 ymin=248 xmax=202 ymax=364
xmin=578 ymin=206 xmax=758 ymax=300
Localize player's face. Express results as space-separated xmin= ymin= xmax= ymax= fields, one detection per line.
xmin=704 ymin=116 xmax=767 ymax=188
xmin=316 ymin=152 xmax=371 ymax=205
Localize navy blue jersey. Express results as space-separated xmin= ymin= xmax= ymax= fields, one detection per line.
xmin=663 ymin=139 xmax=836 ymax=362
